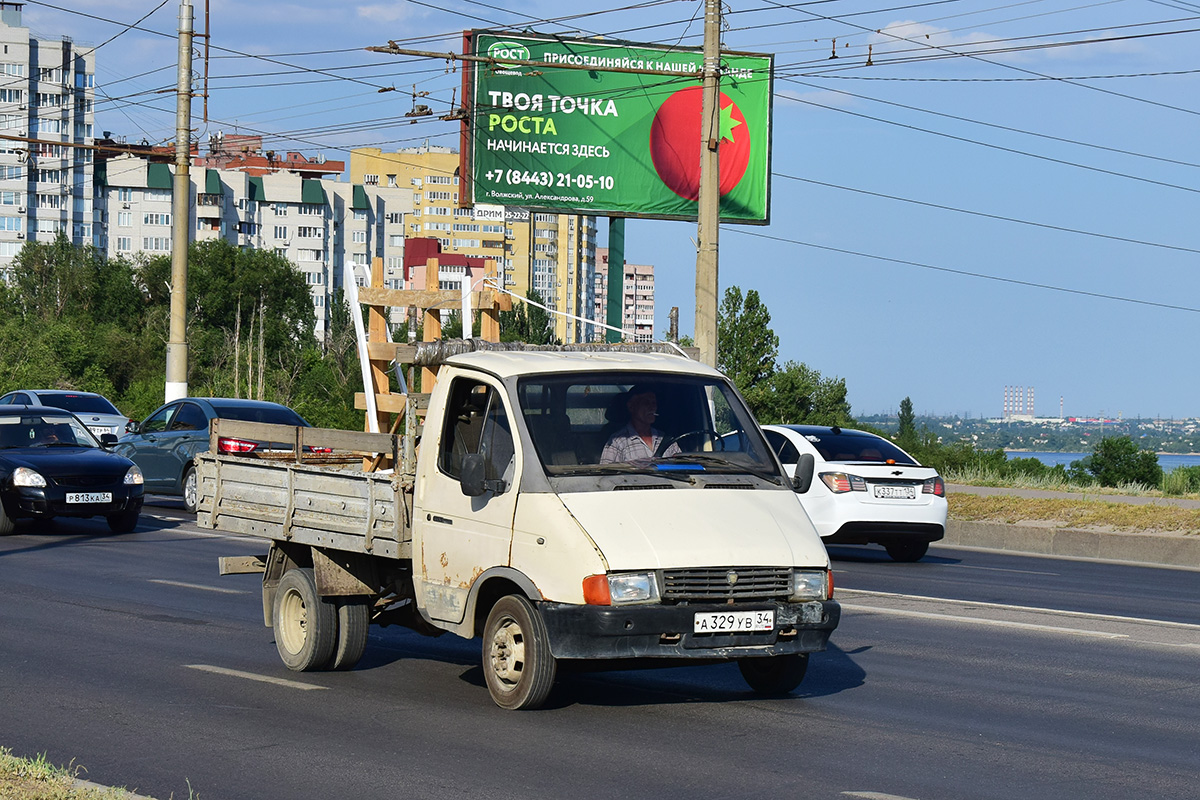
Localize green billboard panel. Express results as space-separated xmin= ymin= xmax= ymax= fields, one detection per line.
xmin=467 ymin=31 xmax=773 ymax=224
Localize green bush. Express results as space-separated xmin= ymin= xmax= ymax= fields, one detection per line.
xmin=1067 ymin=436 xmax=1162 ymax=489
xmin=1163 ymin=465 xmax=1200 ymax=496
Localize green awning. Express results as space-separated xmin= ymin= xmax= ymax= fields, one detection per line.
xmin=205 ymin=168 xmax=222 ymax=195
xmin=147 ymin=162 xmax=172 ymax=189
xmin=248 ymin=176 xmax=266 ymax=203
xmin=301 ymin=179 xmax=327 ymax=205
xmin=352 ymin=184 xmax=369 ymax=210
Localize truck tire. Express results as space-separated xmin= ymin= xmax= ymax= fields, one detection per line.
xmin=738 ymin=653 xmax=809 ymax=695
xmin=482 ymin=595 xmax=557 ymax=710
xmin=885 ymin=541 xmax=929 ymax=562
xmin=182 ymin=467 xmax=198 ymax=514
xmin=327 ymin=598 xmax=370 ymax=671
xmin=106 ymin=507 xmax=139 ymax=534
xmin=273 ymin=567 xmax=337 ymax=672
xmin=0 ymin=500 xmax=14 ymax=535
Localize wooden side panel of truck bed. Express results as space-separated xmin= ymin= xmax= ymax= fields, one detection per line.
xmin=196 ymin=454 xmax=413 ymax=560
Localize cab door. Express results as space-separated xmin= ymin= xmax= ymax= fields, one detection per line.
xmin=414 ymin=375 xmax=520 ymax=624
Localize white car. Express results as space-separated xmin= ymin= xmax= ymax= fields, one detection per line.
xmin=762 ymin=424 xmax=947 ymax=562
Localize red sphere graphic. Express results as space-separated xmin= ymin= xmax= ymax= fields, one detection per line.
xmin=649 ymin=86 xmax=751 ymax=201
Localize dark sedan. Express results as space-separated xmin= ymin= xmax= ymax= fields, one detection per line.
xmin=114 ymin=398 xmax=310 ymax=513
xmin=0 ymin=406 xmax=144 ymax=535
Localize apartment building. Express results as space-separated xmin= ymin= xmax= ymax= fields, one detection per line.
xmin=102 ymin=153 xmax=413 ymax=341
xmin=350 ymin=143 xmax=598 ymax=343
xmin=592 ymin=247 xmax=656 ymax=343
xmin=0 ymin=2 xmax=97 ymax=278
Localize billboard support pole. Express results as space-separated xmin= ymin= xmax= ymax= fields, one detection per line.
xmin=166 ymin=0 xmax=193 ymax=402
xmin=606 ymin=217 xmax=626 ymax=343
xmin=694 ymin=0 xmax=722 ymax=368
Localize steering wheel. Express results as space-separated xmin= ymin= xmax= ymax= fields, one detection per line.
xmin=654 ymin=428 xmax=725 ymax=457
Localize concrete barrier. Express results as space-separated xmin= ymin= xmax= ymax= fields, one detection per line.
xmin=944 ymin=520 xmax=1200 ymax=569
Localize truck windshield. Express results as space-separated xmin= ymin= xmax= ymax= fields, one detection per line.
xmin=517 ymin=373 xmax=780 ymax=478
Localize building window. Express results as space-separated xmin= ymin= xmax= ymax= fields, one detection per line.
xmin=297 ymin=204 xmax=323 ymax=216
xmin=273 ymin=203 xmax=288 ymax=215
xmin=363 ymin=174 xmax=379 ymax=185
xmin=142 ymin=237 xmax=171 ymax=251
xmin=297 ymin=226 xmax=323 ymax=239
xmin=274 ymin=226 xmax=288 ymax=240
xmin=116 ymin=237 xmax=132 ymax=252
xmin=387 ymin=175 xmax=397 ymax=187
xmin=143 ymin=212 xmax=170 ymax=226
xmin=117 ymin=188 xmax=133 ymax=202
xmin=352 ymin=230 xmax=366 ymax=244
xmin=117 ymin=212 xmax=132 ymax=227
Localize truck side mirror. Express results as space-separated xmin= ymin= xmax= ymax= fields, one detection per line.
xmin=460 ymin=453 xmax=487 ymax=496
xmin=793 ymin=453 xmax=815 ymax=493
xmin=460 ymin=453 xmax=507 ymax=497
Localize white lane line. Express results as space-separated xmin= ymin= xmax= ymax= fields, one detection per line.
xmin=842 ymin=792 xmax=922 ymax=800
xmin=185 ymin=664 xmax=327 ymax=691
xmin=838 ymin=588 xmax=1200 ymax=631
xmin=943 ymin=563 xmax=1059 ymax=576
xmin=840 ymin=604 xmax=1129 ymax=639
xmin=149 ymin=579 xmax=246 ymax=595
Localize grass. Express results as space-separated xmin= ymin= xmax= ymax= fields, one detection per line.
xmin=949 ymin=493 xmax=1200 ymax=534
xmin=0 ymin=747 xmax=157 ymax=800
xmin=943 ymin=464 xmax=1170 ymax=496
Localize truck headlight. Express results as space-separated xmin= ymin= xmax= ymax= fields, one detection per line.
xmin=124 ymin=465 xmax=144 ymax=485
xmin=583 ymin=572 xmax=661 ymax=605
xmin=13 ymin=467 xmax=46 ymax=488
xmin=790 ymin=569 xmax=830 ymax=601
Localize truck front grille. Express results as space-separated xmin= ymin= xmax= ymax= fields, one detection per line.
xmin=661 ymin=567 xmax=790 ymax=602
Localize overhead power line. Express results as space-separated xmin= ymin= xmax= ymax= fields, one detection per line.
xmin=728 ymin=228 xmax=1200 ymax=315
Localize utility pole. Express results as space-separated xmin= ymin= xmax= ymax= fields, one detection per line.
xmin=165 ymin=0 xmax=193 ymax=402
xmin=694 ymin=0 xmax=722 ymax=367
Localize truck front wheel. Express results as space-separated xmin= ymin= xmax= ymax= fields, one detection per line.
xmin=273 ymin=567 xmax=337 ymax=671
xmin=482 ymin=596 xmax=557 ymax=710
xmin=738 ymin=653 xmax=809 ymax=695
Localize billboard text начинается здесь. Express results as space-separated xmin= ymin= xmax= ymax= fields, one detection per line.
xmin=465 ymin=31 xmax=773 ymax=224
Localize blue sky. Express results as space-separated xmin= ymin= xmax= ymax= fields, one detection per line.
xmin=27 ymin=0 xmax=1200 ymax=419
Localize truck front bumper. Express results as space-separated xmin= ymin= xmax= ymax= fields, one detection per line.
xmin=540 ymin=599 xmax=840 ymax=660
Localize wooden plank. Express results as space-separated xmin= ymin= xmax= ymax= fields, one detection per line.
xmin=358 ymin=286 xmax=510 ymax=310
xmin=355 ymin=392 xmax=409 ymax=414
xmin=210 ymin=419 xmax=397 ymax=454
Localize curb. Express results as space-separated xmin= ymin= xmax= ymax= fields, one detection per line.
xmin=944 ymin=520 xmax=1200 ymax=569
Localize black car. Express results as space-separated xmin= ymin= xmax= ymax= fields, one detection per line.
xmin=0 ymin=405 xmax=145 ymax=535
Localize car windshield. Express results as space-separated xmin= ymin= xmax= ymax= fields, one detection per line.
xmin=802 ymin=429 xmax=917 ymax=465
xmin=0 ymin=414 xmax=100 ymax=449
xmin=209 ymin=404 xmax=307 ymax=426
xmin=517 ymin=373 xmax=780 ymax=479
xmin=36 ymin=393 xmax=120 ymax=415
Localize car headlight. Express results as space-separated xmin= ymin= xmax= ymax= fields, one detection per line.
xmin=582 ymin=572 xmax=661 ymax=605
xmin=790 ymin=569 xmax=830 ymax=601
xmin=13 ymin=467 xmax=47 ymax=488
xmin=124 ymin=465 xmax=144 ymax=485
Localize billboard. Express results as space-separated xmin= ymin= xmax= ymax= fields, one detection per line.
xmin=464 ymin=31 xmax=773 ymax=224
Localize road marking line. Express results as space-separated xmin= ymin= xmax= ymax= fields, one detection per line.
xmin=840 ymin=604 xmax=1129 ymax=638
xmin=943 ymin=563 xmax=1059 ymax=576
xmin=150 ymin=579 xmax=246 ymax=595
xmin=839 ymin=588 xmax=1200 ymax=631
xmin=842 ymin=792 xmax=921 ymax=800
xmin=185 ymin=664 xmax=327 ymax=690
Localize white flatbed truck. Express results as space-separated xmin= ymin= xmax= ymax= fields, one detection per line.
xmin=200 ymin=343 xmax=839 ymax=709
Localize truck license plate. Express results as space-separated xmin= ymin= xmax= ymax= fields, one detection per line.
xmin=874 ymin=484 xmax=916 ymax=499
xmin=693 ymin=610 xmax=774 ymax=634
xmin=66 ymin=492 xmax=112 ymax=504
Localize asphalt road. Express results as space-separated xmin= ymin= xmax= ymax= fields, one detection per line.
xmin=1 ymin=503 xmax=1198 ymax=800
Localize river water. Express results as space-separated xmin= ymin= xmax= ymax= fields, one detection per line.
xmin=1005 ymin=451 xmax=1200 ymax=472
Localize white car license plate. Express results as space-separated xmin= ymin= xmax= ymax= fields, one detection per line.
xmin=693 ymin=609 xmax=774 ymax=634
xmin=66 ymin=492 xmax=112 ymax=504
xmin=874 ymin=484 xmax=916 ymax=499
xmin=88 ymin=426 xmax=113 ymax=437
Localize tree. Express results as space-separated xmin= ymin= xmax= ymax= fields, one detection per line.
xmin=717 ymin=286 xmax=777 ymax=403
xmin=1068 ymin=436 xmax=1162 ymax=488
xmin=754 ymin=361 xmax=852 ymax=426
xmin=500 ymin=289 xmax=558 ymax=344
xmin=897 ymin=396 xmax=916 ymax=449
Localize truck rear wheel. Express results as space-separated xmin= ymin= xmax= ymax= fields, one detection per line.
xmin=483 ymin=595 xmax=557 ymax=710
xmin=738 ymin=653 xmax=809 ymax=695
xmin=273 ymin=567 xmax=336 ymax=671
xmin=328 ymin=598 xmax=370 ymax=671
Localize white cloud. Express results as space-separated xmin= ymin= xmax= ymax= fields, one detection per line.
xmin=356 ymin=5 xmax=414 ymax=24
